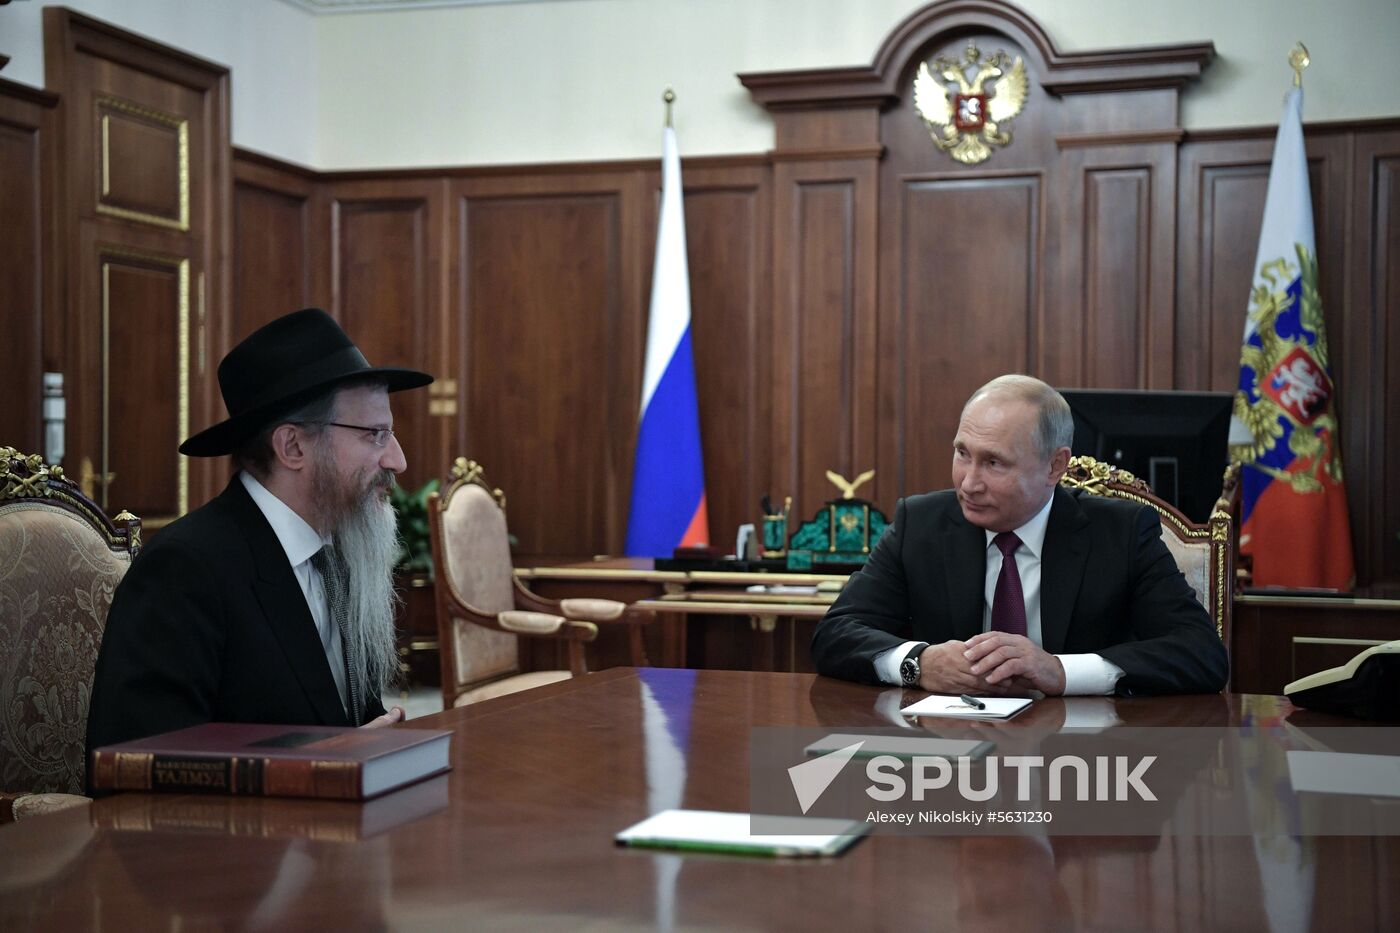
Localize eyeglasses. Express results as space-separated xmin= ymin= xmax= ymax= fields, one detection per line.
xmin=317 ymin=422 xmax=396 ymax=448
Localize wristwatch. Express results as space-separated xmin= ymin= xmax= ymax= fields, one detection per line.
xmin=899 ymin=642 xmax=931 ymax=687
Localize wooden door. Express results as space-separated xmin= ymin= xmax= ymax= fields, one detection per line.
xmin=44 ymin=9 xmax=229 ymax=527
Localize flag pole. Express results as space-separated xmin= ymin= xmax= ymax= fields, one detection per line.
xmin=1288 ymin=42 xmax=1309 ymax=89
xmin=663 ymin=87 xmax=675 ymax=128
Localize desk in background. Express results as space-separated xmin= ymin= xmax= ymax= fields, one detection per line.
xmin=518 ymin=558 xmax=844 ymax=673
xmin=520 ymin=560 xmax=1400 ymax=690
xmin=5 ymin=671 xmax=1397 ymax=930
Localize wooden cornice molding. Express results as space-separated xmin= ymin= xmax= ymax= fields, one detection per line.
xmin=1055 ymin=129 xmax=1186 ymax=149
xmin=46 ymin=8 xmax=230 ymax=91
xmin=740 ymin=0 xmax=1214 ymax=111
xmin=0 ymin=76 xmax=60 ymax=108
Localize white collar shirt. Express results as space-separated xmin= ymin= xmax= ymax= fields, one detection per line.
xmin=238 ymin=471 xmax=349 ymax=709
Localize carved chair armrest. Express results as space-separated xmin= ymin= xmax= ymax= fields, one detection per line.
xmin=497 ymin=610 xmax=599 ymax=642
xmin=510 ymin=577 xmax=655 ymax=666
xmin=1 ymin=791 xmax=91 ymax=824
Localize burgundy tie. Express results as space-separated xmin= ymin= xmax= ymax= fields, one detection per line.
xmin=990 ymin=532 xmax=1027 ymax=637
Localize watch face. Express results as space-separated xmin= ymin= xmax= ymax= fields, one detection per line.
xmin=900 ymin=656 xmax=919 ymax=686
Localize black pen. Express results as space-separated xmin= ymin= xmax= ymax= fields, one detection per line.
xmin=959 ymin=694 xmax=986 ymax=710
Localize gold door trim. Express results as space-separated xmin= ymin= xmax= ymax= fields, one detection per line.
xmin=101 ymin=247 xmax=190 ymax=520
xmin=96 ymin=95 xmax=190 ymax=232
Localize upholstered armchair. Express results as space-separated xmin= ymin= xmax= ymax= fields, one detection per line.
xmin=0 ymin=448 xmax=140 ymax=823
xmin=427 ymin=458 xmax=651 ymax=708
xmin=1059 ymin=456 xmax=1239 ymax=647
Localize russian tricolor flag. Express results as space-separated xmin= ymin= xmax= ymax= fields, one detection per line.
xmin=625 ymin=125 xmax=708 ymax=556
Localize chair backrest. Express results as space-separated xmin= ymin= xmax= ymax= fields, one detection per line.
xmin=1059 ymin=455 xmax=1239 ymax=645
xmin=0 ymin=448 xmax=141 ymax=795
xmin=428 ymin=458 xmax=521 ymax=699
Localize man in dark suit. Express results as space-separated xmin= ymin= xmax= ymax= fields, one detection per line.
xmin=87 ymin=309 xmax=433 ymax=759
xmin=812 ymin=375 xmax=1227 ymax=696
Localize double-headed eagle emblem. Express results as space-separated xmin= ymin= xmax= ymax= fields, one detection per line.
xmin=913 ymin=41 xmax=1028 ymax=164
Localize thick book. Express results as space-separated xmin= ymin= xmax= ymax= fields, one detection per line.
xmin=90 ymin=723 xmax=452 ymax=800
xmin=94 ymin=774 xmax=450 ymax=841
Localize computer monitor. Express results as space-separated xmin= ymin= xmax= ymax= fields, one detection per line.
xmin=1057 ymin=388 xmax=1233 ymax=523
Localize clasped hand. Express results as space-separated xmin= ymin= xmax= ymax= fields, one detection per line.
xmin=917 ymin=634 xmax=1065 ymax=696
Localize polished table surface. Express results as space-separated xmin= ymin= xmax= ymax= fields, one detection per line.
xmin=4 ymin=670 xmax=1398 ymax=931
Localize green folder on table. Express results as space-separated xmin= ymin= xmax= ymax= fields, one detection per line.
xmin=616 ymin=809 xmax=867 ymax=857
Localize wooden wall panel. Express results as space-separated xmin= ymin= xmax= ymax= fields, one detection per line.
xmin=1082 ymin=168 xmax=1148 ymax=388
xmin=1349 ymin=133 xmax=1400 ymax=592
xmin=102 ymin=252 xmax=183 ymax=518
xmin=677 ymin=165 xmax=771 ymax=549
xmin=771 ymin=158 xmax=878 ymax=523
xmin=0 ymin=78 xmax=56 ymax=454
xmin=453 ymin=176 xmax=643 ymax=556
xmin=327 ymin=180 xmax=446 ymax=492
xmin=893 ymin=175 xmax=1039 ymax=495
xmin=232 ymin=152 xmax=327 ymax=340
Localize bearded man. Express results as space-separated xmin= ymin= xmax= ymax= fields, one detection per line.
xmin=86 ymin=309 xmax=432 ymax=761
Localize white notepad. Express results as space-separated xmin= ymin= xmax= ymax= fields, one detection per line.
xmin=804 ymin=732 xmax=993 ymax=760
xmin=616 ymin=809 xmax=867 ymax=857
xmin=900 ymin=694 xmax=1033 ymax=720
xmin=1287 ymin=751 xmax=1400 ymax=798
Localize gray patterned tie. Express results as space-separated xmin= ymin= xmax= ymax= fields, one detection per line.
xmin=312 ymin=545 xmax=364 ymax=726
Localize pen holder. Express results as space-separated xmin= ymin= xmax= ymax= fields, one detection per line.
xmin=761 ymin=496 xmax=791 ymax=558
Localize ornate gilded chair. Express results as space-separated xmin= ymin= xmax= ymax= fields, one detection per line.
xmin=0 ymin=448 xmax=140 ymax=823
xmin=427 ymin=458 xmax=651 ymax=708
xmin=1059 ymin=456 xmax=1239 ymax=648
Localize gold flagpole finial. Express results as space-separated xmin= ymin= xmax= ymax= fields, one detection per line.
xmin=1288 ymin=42 xmax=1310 ymax=88
xmin=662 ymin=87 xmax=675 ymax=128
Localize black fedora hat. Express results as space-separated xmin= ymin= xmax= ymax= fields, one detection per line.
xmin=179 ymin=308 xmax=432 ymax=457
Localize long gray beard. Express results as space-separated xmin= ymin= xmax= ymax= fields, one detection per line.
xmin=330 ymin=491 xmax=403 ymax=696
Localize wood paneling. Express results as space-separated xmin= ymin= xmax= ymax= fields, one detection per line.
xmin=676 ymin=164 xmax=771 ymax=549
xmin=453 ymin=176 xmax=641 ymax=555
xmin=1349 ymin=132 xmax=1400 ymax=591
xmin=101 ymin=250 xmax=185 ymax=518
xmin=0 ymin=77 xmax=56 ymax=454
xmin=892 ymin=174 xmax=1040 ymax=495
xmin=232 ymin=152 xmax=327 ymax=339
xmin=772 ymin=157 xmax=878 ymax=522
xmin=327 ymin=179 xmax=446 ymax=492
xmin=1082 ymin=168 xmax=1148 ymax=387
xmin=44 ymin=8 xmax=229 ymax=519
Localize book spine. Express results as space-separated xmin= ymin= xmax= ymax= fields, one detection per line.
xmin=90 ymin=752 xmax=362 ymax=799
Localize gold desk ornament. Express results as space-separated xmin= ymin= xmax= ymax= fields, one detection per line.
xmin=825 ymin=469 xmax=874 ymax=501
xmin=786 ymin=468 xmax=889 ymax=570
xmin=914 ymin=40 xmax=1027 ymax=165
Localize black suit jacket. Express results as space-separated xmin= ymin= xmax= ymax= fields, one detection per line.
xmin=87 ymin=477 xmax=386 ymax=761
xmin=811 ymin=486 xmax=1228 ymax=695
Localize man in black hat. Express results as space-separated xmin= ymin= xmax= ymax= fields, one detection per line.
xmin=86 ymin=309 xmax=434 ymax=758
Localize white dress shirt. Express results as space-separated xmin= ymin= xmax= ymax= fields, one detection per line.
xmin=873 ymin=495 xmax=1125 ymax=694
xmin=239 ymin=471 xmax=350 ymax=711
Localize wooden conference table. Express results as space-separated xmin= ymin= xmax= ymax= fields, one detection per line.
xmin=4 ymin=670 xmax=1397 ymax=930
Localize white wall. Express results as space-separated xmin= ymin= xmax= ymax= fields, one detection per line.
xmin=0 ymin=0 xmax=319 ymax=166
xmin=3 ymin=0 xmax=1398 ymax=170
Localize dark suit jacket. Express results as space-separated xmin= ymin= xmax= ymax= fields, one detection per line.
xmin=87 ymin=477 xmax=386 ymax=763
xmin=811 ymin=486 xmax=1228 ymax=696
